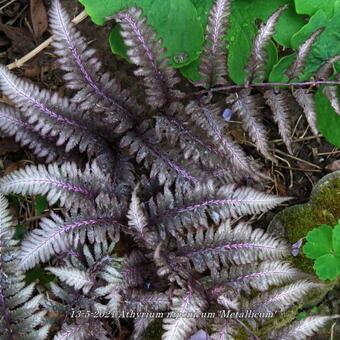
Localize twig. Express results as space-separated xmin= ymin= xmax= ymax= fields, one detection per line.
xmin=0 ymin=0 xmax=15 ymax=12
xmin=6 ymin=10 xmax=88 ymax=70
xmin=191 ymin=80 xmax=340 ymax=96
xmin=274 ymin=149 xmax=321 ymax=169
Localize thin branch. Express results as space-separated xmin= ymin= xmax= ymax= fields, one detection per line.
xmin=191 ymin=80 xmax=340 ymax=96
xmin=7 ymin=10 xmax=88 ymax=70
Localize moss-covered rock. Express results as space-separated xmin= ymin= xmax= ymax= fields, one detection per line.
xmin=268 ymin=171 xmax=340 ymax=274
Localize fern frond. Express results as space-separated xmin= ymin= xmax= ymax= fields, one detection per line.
xmin=287 ymin=28 xmax=324 ymax=80
xmin=0 ymin=195 xmax=50 ymax=339
xmin=264 ymin=89 xmax=294 ymax=154
xmin=0 ymin=104 xmax=67 ymax=163
xmin=162 ymin=289 xmax=208 ymax=340
xmin=127 ymin=187 xmax=159 ymax=248
xmin=199 ymin=0 xmax=231 ymax=88
xmin=316 ymin=55 xmax=340 ymax=80
xmin=124 ymin=290 xmax=170 ymax=312
xmin=246 ymin=5 xmax=288 ymax=83
xmin=149 ymin=181 xmax=290 ymax=234
xmin=47 ymin=266 xmax=94 ymax=294
xmin=174 ymin=222 xmax=290 ymax=275
xmin=293 ymin=89 xmax=319 ymax=135
xmin=55 ymin=320 xmax=109 ymax=340
xmin=206 ymin=261 xmax=303 ymax=294
xmin=229 ymin=90 xmax=273 ymax=160
xmin=270 ymin=315 xmax=340 ymax=340
xmin=116 ymin=7 xmax=182 ymax=108
xmin=324 ymin=86 xmax=340 ymax=116
xmin=50 ymin=0 xmax=141 ymax=131
xmin=249 ymin=280 xmax=324 ymax=314
xmin=19 ymin=212 xmax=121 ymax=270
xmin=211 ymin=320 xmax=235 ymax=340
xmin=121 ymin=129 xmax=199 ymax=184
xmin=0 ymin=66 xmax=114 ymax=169
xmin=185 ymin=101 xmax=266 ymax=179
xmin=0 ymin=162 xmax=108 ymax=210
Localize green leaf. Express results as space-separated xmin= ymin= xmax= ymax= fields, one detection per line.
xmin=313 ymin=253 xmax=340 ymax=280
xmin=13 ymin=224 xmax=27 ymax=241
xmin=227 ymin=0 xmax=304 ymax=84
xmin=291 ymin=2 xmax=340 ymax=80
xmin=81 ymin=0 xmax=203 ymax=68
xmin=333 ymin=222 xmax=340 ymax=254
xmin=295 ymin=0 xmax=337 ymax=16
xmin=315 ymin=86 xmax=340 ymax=148
xmin=35 ymin=195 xmax=48 ymax=215
xmin=303 ymin=224 xmax=333 ymax=259
xmin=109 ymin=25 xmax=128 ymax=60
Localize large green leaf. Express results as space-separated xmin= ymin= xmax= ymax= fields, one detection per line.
xmin=316 ymin=87 xmax=340 ymax=148
xmin=182 ymin=0 xmax=305 ymax=84
xmin=303 ymin=222 xmax=340 ymax=281
xmin=270 ymin=3 xmax=340 ymax=82
xmin=295 ymin=0 xmax=337 ymax=16
xmin=314 ymin=253 xmax=340 ymax=280
xmin=80 ymin=0 xmax=203 ymax=68
xmin=303 ymin=224 xmax=333 ymax=259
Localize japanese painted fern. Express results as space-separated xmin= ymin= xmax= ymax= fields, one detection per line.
xmin=0 ymin=0 xmax=339 ymax=339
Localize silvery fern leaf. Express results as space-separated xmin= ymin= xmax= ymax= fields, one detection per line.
xmin=185 ymin=101 xmax=266 ymax=180
xmin=174 ymin=221 xmax=290 ymax=276
xmin=127 ymin=187 xmax=159 ymax=248
xmin=54 ymin=320 xmax=109 ymax=340
xmin=121 ymin=129 xmax=199 ymax=184
xmin=132 ymin=318 xmax=155 ymax=340
xmin=0 ymin=104 xmax=66 ymax=163
xmin=323 ymin=86 xmax=340 ymax=116
xmin=116 ymin=7 xmax=182 ymax=108
xmin=287 ymin=28 xmax=324 ymax=80
xmin=229 ymin=90 xmax=273 ymax=161
xmin=162 ymin=289 xmax=208 ymax=340
xmin=316 ymin=55 xmax=340 ymax=80
xmin=211 ymin=320 xmax=235 ymax=340
xmin=148 ymin=180 xmax=290 ymax=235
xmin=249 ymin=280 xmax=325 ymax=314
xmin=199 ymin=0 xmax=231 ymax=88
xmin=0 ymin=195 xmax=50 ymax=339
xmin=19 ymin=212 xmax=121 ymax=270
xmin=47 ymin=266 xmax=94 ymax=294
xmin=0 ymin=66 xmax=113 ymax=168
xmin=264 ymin=89 xmax=294 ymax=154
xmin=0 ymin=162 xmax=109 ymax=211
xmin=49 ymin=0 xmax=141 ymax=132
xmin=206 ymin=261 xmax=303 ymax=294
xmin=293 ymin=89 xmax=319 ymax=135
xmin=124 ymin=290 xmax=170 ymax=312
xmin=246 ymin=5 xmax=287 ymax=83
xmin=270 ymin=315 xmax=340 ymax=340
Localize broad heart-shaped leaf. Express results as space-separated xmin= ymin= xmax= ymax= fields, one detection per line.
xmin=181 ymin=0 xmax=305 ymax=84
xmin=303 ymin=224 xmax=333 ymax=260
xmin=295 ymin=0 xmax=338 ymax=16
xmin=270 ymin=2 xmax=340 ymax=82
xmin=80 ymin=0 xmax=203 ymax=68
xmin=333 ymin=222 xmax=340 ymax=254
xmin=313 ymin=254 xmax=340 ymax=280
xmin=316 ymin=86 xmax=340 ymax=148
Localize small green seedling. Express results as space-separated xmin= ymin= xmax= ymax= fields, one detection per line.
xmin=303 ymin=220 xmax=340 ymax=280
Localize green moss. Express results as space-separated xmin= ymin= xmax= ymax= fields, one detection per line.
xmin=269 ymin=172 xmax=340 ymax=275
xmin=142 ymin=319 xmax=163 ymax=340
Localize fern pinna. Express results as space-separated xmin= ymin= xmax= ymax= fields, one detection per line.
xmin=0 ymin=0 xmax=339 ymax=339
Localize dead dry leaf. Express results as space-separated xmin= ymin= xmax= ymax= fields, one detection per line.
xmin=30 ymin=0 xmax=48 ymax=40
xmin=326 ymin=159 xmax=340 ymax=172
xmin=0 ymin=139 xmax=20 ymax=156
